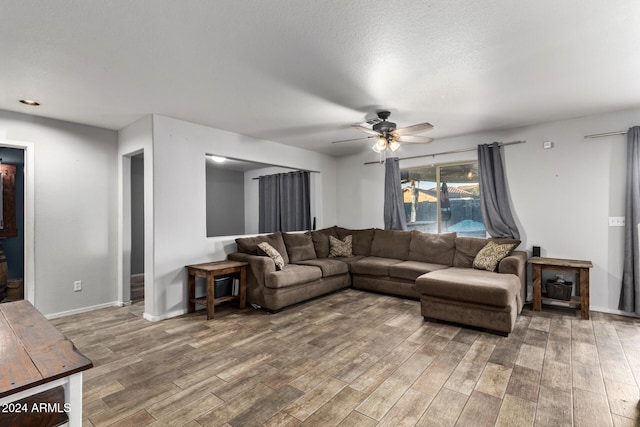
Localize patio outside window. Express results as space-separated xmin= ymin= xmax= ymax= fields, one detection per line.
xmin=401 ymin=161 xmax=485 ymax=237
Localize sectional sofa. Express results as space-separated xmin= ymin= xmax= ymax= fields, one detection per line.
xmin=227 ymin=226 xmax=526 ymax=334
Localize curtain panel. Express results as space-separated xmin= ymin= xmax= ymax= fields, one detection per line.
xmin=259 ymin=171 xmax=311 ymax=233
xmin=477 ymin=142 xmax=520 ymax=239
xmin=384 ymin=157 xmax=407 ymax=230
xmin=619 ymin=126 xmax=640 ymax=314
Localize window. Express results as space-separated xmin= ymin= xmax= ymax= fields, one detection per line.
xmin=401 ymin=162 xmax=485 ymax=237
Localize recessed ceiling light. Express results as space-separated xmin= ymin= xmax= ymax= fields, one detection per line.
xmin=19 ymin=99 xmax=40 ymax=106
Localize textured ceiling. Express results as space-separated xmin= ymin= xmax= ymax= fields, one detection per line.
xmin=2 ymin=1 xmax=639 ymax=156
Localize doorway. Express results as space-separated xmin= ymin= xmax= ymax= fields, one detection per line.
xmin=0 ymin=147 xmax=25 ymax=303
xmin=130 ymin=153 xmax=144 ymax=303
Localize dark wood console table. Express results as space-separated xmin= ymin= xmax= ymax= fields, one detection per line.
xmin=187 ymin=260 xmax=247 ymax=320
xmin=0 ymin=300 xmax=92 ymax=426
xmin=529 ymin=256 xmax=593 ymax=319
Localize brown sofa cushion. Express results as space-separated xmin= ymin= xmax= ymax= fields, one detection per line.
xmin=336 ymin=227 xmax=375 ymax=256
xmin=453 ymin=237 xmax=520 ymax=268
xmin=295 ymin=258 xmax=349 ymax=277
xmin=264 ymin=264 xmax=322 ymax=289
xmin=389 ymin=260 xmax=450 ymax=281
xmin=235 ymin=232 xmax=290 ymax=264
xmin=409 ymin=231 xmax=456 ymax=265
xmin=416 ymin=267 xmax=520 ymax=307
xmin=370 ymin=229 xmax=412 ymax=259
xmin=350 ymin=257 xmax=404 ymax=276
xmin=283 ymin=232 xmax=317 ymax=263
xmin=310 ymin=227 xmax=339 ymax=258
xmin=452 ymin=237 xmax=487 ymax=268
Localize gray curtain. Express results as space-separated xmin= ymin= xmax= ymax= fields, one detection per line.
xmin=259 ymin=171 xmax=310 ymax=233
xmin=477 ymin=142 xmax=520 ymax=239
xmin=619 ymin=126 xmax=640 ymax=313
xmin=384 ymin=157 xmax=407 ymax=230
xmin=258 ymin=174 xmax=280 ymax=233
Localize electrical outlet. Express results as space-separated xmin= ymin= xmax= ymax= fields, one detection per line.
xmin=74 ymin=280 xmax=82 ymax=292
xmin=609 ymin=217 xmax=625 ymax=227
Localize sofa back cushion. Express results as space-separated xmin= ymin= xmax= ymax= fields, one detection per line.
xmin=453 ymin=237 xmax=488 ymax=268
xmin=370 ymin=229 xmax=412 ymax=259
xmin=453 ymin=236 xmax=520 ymax=268
xmin=336 ymin=227 xmax=375 ymax=256
xmin=310 ymin=226 xmax=339 ymax=258
xmin=409 ymin=231 xmax=457 ymax=265
xmin=235 ymin=232 xmax=290 ymax=264
xmin=282 ymin=232 xmax=317 ymax=263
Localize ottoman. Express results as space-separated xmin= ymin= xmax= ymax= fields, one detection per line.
xmin=415 ymin=267 xmax=523 ymax=335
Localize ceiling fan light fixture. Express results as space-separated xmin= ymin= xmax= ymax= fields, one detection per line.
xmin=372 ymin=142 xmax=384 ymax=153
xmin=374 ymin=136 xmax=388 ymax=150
xmin=388 ymin=140 xmax=400 ymax=152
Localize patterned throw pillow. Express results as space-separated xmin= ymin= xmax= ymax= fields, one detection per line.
xmin=257 ymin=242 xmax=285 ymax=270
xmin=472 ymin=240 xmax=518 ymax=272
xmin=328 ymin=235 xmax=353 ymax=257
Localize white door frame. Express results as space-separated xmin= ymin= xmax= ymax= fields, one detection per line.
xmin=0 ymin=140 xmax=35 ymax=304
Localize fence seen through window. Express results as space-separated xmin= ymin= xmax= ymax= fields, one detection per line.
xmin=401 ymin=162 xmax=485 ymax=237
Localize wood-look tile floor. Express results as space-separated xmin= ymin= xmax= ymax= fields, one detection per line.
xmin=50 ymin=289 xmax=640 ymax=427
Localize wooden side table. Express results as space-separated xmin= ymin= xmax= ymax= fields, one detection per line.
xmin=186 ymin=260 xmax=247 ymax=320
xmin=529 ymin=256 xmax=593 ymax=319
xmin=0 ymin=300 xmax=93 ymax=427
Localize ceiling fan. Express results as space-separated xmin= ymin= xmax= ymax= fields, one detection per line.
xmin=333 ymin=111 xmax=434 ymax=153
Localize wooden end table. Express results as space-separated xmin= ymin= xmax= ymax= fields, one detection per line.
xmin=0 ymin=300 xmax=93 ymax=427
xmin=186 ymin=260 xmax=247 ymax=320
xmin=529 ymin=256 xmax=593 ymax=319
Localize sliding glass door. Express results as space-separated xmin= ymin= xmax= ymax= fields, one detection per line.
xmin=401 ymin=162 xmax=485 ymax=237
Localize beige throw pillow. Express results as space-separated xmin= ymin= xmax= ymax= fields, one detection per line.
xmin=473 ymin=240 xmax=518 ymax=272
xmin=258 ymin=242 xmax=285 ymax=270
xmin=328 ymin=235 xmax=353 ymax=257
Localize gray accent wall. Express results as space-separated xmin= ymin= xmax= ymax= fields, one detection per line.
xmin=206 ymin=164 xmax=245 ymax=237
xmin=131 ymin=153 xmax=144 ymax=275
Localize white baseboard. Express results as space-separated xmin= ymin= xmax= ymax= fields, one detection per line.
xmin=44 ymin=300 xmax=188 ymax=322
xmin=45 ymin=301 xmax=122 ymax=320
xmin=143 ymin=308 xmax=187 ymax=322
xmin=590 ymin=305 xmax=639 ymax=318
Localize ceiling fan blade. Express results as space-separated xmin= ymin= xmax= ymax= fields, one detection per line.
xmin=351 ymin=124 xmax=382 ymax=136
xmin=396 ymin=135 xmax=434 ymax=144
xmin=332 ymin=136 xmax=375 ymax=144
xmin=393 ymin=122 xmax=434 ymax=136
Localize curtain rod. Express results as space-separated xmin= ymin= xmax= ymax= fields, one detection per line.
xmin=363 ymin=140 xmax=526 ymax=165
xmin=584 ymin=130 xmax=627 ymax=139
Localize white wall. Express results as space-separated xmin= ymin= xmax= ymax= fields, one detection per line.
xmin=0 ymin=109 xmax=118 ymax=317
xmin=5 ymin=104 xmax=632 ymax=318
xmin=148 ymin=115 xmax=337 ymax=320
xmin=337 ymin=108 xmax=640 ymax=314
xmin=118 ymin=115 xmax=154 ymax=317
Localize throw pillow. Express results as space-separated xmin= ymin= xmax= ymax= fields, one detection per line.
xmin=328 ymin=235 xmax=353 ymax=257
xmin=310 ymin=227 xmax=339 ymax=258
xmin=257 ymin=242 xmax=285 ymax=270
xmin=336 ymin=227 xmax=375 ymax=256
xmin=472 ymin=240 xmax=518 ymax=272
